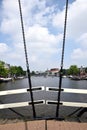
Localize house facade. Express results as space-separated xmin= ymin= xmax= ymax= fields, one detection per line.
xmin=4 ymin=63 xmax=10 ymax=70
xmin=46 ymin=68 xmax=59 ymax=76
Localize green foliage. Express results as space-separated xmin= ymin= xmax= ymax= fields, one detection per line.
xmin=67 ymin=65 xmax=79 ymax=75
xmin=0 ymin=60 xmax=25 ymax=77
xmin=62 ymin=69 xmax=67 ymax=75
xmin=0 ymin=67 xmax=8 ymax=77
xmin=0 ymin=60 xmax=86 ymax=78
xmin=0 ymin=61 xmax=9 ymax=77
xmin=10 ymin=66 xmax=25 ymax=77
xmin=85 ymin=67 xmax=87 ymax=73
xmin=0 ymin=61 xmax=5 ymax=68
xmin=31 ymin=71 xmax=35 ymax=75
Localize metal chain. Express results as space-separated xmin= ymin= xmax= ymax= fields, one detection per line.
xmin=56 ymin=0 xmax=69 ymax=118
xmin=18 ymin=0 xmax=36 ymax=118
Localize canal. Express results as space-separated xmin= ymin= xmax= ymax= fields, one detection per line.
xmin=0 ymin=76 xmax=87 ymax=121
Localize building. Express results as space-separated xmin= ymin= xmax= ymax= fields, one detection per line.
xmin=46 ymin=68 xmax=59 ymax=76
xmin=4 ymin=63 xmax=10 ymax=70
xmin=80 ymin=66 xmax=85 ymax=75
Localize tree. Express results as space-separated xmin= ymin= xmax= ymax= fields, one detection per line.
xmin=10 ymin=66 xmax=17 ymax=76
xmin=62 ymin=69 xmax=67 ymax=75
xmin=68 ymin=65 xmax=79 ymax=75
xmin=10 ymin=66 xmax=25 ymax=77
xmin=16 ymin=66 xmax=24 ymax=76
xmin=31 ymin=71 xmax=35 ymax=75
xmin=0 ymin=61 xmax=9 ymax=77
xmin=85 ymin=67 xmax=87 ymax=73
xmin=0 ymin=60 xmax=25 ymax=77
xmin=0 ymin=61 xmax=5 ymax=66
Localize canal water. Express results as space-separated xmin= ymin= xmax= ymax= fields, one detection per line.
xmin=0 ymin=76 xmax=87 ymax=121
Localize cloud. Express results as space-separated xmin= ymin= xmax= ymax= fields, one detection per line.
xmin=0 ymin=42 xmax=23 ymax=65
xmin=1 ymin=0 xmax=87 ymax=70
xmin=0 ymin=0 xmax=57 ymax=35
xmin=71 ymin=32 xmax=87 ymax=65
xmin=77 ymin=33 xmax=87 ymax=48
xmin=67 ymin=0 xmax=87 ymax=38
xmin=71 ymin=48 xmax=85 ymax=60
xmin=1 ymin=18 xmax=20 ymax=35
xmin=53 ymin=10 xmax=65 ymax=29
xmin=53 ymin=0 xmax=87 ymax=38
xmin=25 ymin=25 xmax=63 ymax=69
xmin=52 ymin=0 xmax=87 ymax=67
xmin=0 ymin=0 xmax=63 ymax=70
xmin=0 ymin=43 xmax=9 ymax=53
xmin=26 ymin=24 xmax=62 ymax=48
xmin=70 ymin=47 xmax=87 ymax=67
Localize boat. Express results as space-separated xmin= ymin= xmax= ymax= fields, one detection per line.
xmin=70 ymin=76 xmax=81 ymax=80
xmin=16 ymin=76 xmax=24 ymax=79
xmin=0 ymin=77 xmax=12 ymax=83
xmin=62 ymin=75 xmax=67 ymax=78
xmin=70 ymin=75 xmax=87 ymax=80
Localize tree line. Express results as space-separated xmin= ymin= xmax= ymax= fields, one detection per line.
xmin=31 ymin=65 xmax=87 ymax=76
xmin=0 ymin=61 xmax=26 ymax=77
xmin=62 ymin=65 xmax=87 ymax=76
xmin=0 ymin=60 xmax=87 ymax=77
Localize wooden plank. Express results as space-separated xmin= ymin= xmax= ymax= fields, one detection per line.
xmin=0 ymin=100 xmax=45 ymax=109
xmin=0 ymin=86 xmax=44 ymax=96
xmin=46 ymin=100 xmax=87 ymax=107
xmin=46 ymin=87 xmax=87 ymax=94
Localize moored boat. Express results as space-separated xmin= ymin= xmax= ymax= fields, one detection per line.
xmin=71 ymin=76 xmax=81 ymax=80
xmin=0 ymin=77 xmax=12 ymax=83
xmin=17 ymin=76 xmax=24 ymax=79
xmin=70 ymin=76 xmax=87 ymax=80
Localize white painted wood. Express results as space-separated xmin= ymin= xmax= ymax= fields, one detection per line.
xmin=0 ymin=102 xmax=29 ymax=109
xmin=0 ymin=100 xmax=45 ymax=109
xmin=46 ymin=100 xmax=87 ymax=107
xmin=0 ymin=86 xmax=45 ymax=96
xmin=46 ymin=87 xmax=87 ymax=94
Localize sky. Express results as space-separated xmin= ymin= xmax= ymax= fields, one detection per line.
xmin=0 ymin=0 xmax=87 ymax=71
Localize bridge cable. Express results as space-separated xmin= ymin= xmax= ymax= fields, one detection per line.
xmin=66 ymin=107 xmax=82 ymax=117
xmin=56 ymin=0 xmax=69 ymax=118
xmin=18 ymin=0 xmax=36 ymax=118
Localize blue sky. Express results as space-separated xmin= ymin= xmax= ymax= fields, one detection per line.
xmin=0 ymin=0 xmax=87 ymax=71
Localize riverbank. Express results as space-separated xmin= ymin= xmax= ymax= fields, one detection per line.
xmin=0 ymin=120 xmax=87 ymax=130
xmin=0 ymin=76 xmax=25 ymax=83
